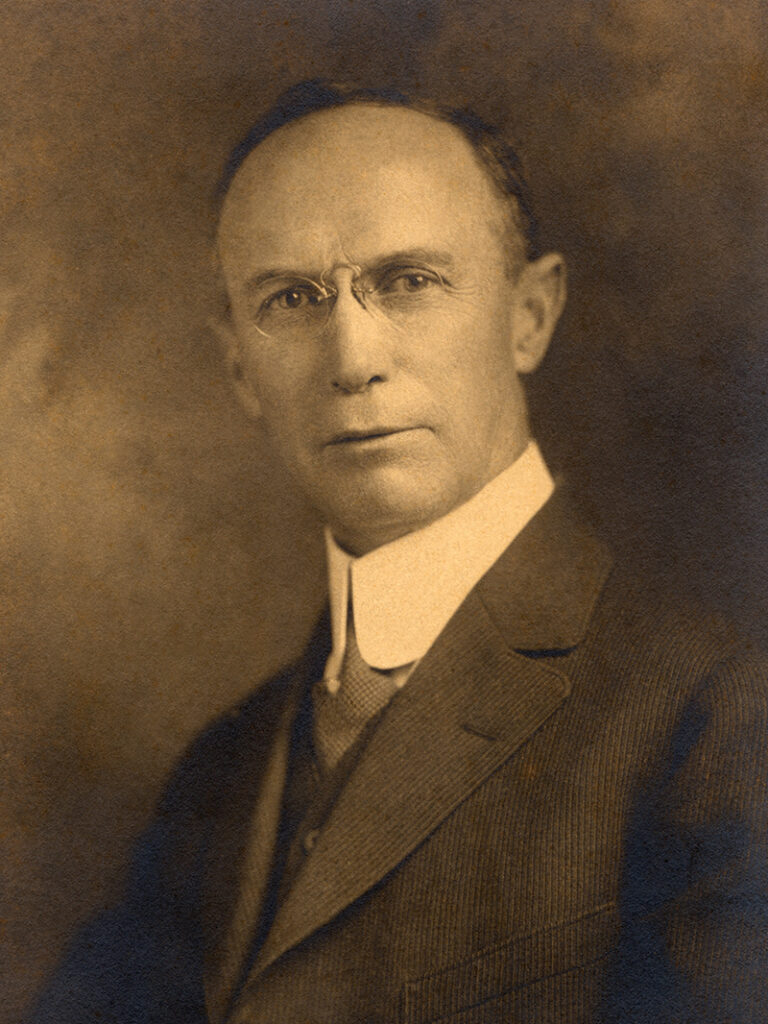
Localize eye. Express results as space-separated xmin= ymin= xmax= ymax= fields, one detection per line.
xmin=265 ymin=285 xmax=323 ymax=311
xmin=380 ymin=269 xmax=442 ymax=294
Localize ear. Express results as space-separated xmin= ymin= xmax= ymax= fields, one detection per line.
xmin=510 ymin=252 xmax=567 ymax=374
xmin=207 ymin=317 xmax=263 ymax=419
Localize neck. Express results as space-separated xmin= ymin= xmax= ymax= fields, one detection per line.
xmin=328 ymin=439 xmax=534 ymax=557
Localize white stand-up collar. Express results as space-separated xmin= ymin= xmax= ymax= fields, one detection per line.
xmin=324 ymin=440 xmax=554 ymax=681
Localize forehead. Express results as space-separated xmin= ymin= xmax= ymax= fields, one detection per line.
xmin=217 ymin=105 xmax=506 ymax=275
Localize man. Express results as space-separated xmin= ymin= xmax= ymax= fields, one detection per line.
xmin=30 ymin=80 xmax=768 ymax=1023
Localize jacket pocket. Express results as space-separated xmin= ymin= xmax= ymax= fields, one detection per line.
xmin=401 ymin=902 xmax=620 ymax=1024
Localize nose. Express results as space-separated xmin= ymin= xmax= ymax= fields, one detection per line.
xmin=323 ymin=270 xmax=392 ymax=394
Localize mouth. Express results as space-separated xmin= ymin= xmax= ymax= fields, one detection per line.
xmin=327 ymin=426 xmax=415 ymax=445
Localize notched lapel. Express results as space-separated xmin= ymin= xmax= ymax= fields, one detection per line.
xmin=254 ymin=589 xmax=571 ymax=978
xmin=476 ymin=485 xmax=613 ymax=653
xmin=247 ymin=492 xmax=612 ymax=982
xmin=202 ymin=623 xmax=328 ymax=1024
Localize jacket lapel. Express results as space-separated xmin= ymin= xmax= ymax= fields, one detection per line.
xmin=202 ymin=682 xmax=297 ymax=1024
xmin=202 ymin=622 xmax=329 ymax=1024
xmin=253 ymin=588 xmax=573 ymax=978
xmin=209 ymin=491 xmax=609 ymax=988
xmin=472 ymin=485 xmax=613 ymax=653
xmin=254 ymin=491 xmax=612 ymax=975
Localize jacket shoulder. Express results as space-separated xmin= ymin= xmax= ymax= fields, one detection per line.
xmin=588 ymin=561 xmax=765 ymax=675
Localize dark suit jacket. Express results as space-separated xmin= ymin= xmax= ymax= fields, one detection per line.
xmin=30 ymin=492 xmax=768 ymax=1023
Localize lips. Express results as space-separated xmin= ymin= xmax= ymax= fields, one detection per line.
xmin=327 ymin=426 xmax=414 ymax=445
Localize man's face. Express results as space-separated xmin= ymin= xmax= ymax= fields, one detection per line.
xmin=217 ymin=105 xmax=559 ymax=554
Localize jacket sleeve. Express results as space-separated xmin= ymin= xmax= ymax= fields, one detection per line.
xmin=601 ymin=649 xmax=768 ymax=1023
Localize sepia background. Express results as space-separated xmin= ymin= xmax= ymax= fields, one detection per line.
xmin=1 ymin=0 xmax=766 ymax=1016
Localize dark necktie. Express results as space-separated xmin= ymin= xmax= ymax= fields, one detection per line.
xmin=312 ymin=618 xmax=399 ymax=773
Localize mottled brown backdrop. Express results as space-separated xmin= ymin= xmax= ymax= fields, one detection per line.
xmin=1 ymin=0 xmax=766 ymax=1017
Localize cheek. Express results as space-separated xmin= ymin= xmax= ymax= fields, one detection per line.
xmin=240 ymin=339 xmax=312 ymax=420
xmin=431 ymin=324 xmax=515 ymax=406
xmin=257 ymin=385 xmax=309 ymax=446
xmin=422 ymin=290 xmax=512 ymax=366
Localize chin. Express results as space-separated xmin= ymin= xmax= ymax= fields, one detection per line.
xmin=318 ymin=469 xmax=460 ymax=552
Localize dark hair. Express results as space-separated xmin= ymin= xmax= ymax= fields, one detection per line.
xmin=216 ymin=78 xmax=539 ymax=261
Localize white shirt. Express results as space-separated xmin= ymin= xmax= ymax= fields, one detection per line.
xmin=322 ymin=441 xmax=554 ymax=693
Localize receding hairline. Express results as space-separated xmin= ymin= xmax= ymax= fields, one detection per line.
xmin=215 ymin=80 xmax=539 ymax=262
xmin=225 ymin=99 xmax=481 ymax=172
xmin=222 ymin=103 xmax=507 ymax=211
xmin=216 ymin=98 xmax=529 ymax=276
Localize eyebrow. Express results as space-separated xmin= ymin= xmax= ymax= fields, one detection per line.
xmin=370 ymin=249 xmax=456 ymax=273
xmin=241 ymin=249 xmax=457 ymax=295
